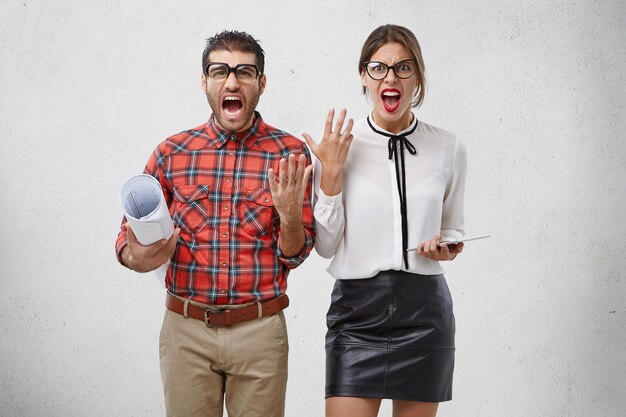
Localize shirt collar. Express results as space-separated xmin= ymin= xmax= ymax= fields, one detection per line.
xmin=204 ymin=111 xmax=265 ymax=149
xmin=367 ymin=112 xmax=417 ymax=138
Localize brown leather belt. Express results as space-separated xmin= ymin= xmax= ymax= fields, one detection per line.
xmin=166 ymin=292 xmax=289 ymax=327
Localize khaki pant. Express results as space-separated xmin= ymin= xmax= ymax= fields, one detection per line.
xmin=159 ymin=299 xmax=289 ymax=417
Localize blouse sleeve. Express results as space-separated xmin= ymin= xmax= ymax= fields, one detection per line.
xmin=440 ymin=137 xmax=467 ymax=242
xmin=313 ymin=168 xmax=345 ymax=258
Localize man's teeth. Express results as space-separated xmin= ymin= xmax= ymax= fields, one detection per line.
xmin=223 ymin=96 xmax=242 ymax=116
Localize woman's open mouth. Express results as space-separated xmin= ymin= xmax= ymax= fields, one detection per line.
xmin=381 ymin=89 xmax=401 ymax=113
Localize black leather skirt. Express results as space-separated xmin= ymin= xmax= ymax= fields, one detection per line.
xmin=325 ymin=270 xmax=455 ymax=402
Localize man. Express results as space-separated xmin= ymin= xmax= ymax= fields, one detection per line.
xmin=115 ymin=30 xmax=315 ymax=417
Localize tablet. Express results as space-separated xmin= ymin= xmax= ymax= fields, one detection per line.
xmin=439 ymin=234 xmax=491 ymax=246
xmin=406 ymin=234 xmax=491 ymax=252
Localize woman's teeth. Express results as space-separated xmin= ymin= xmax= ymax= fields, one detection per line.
xmin=382 ymin=91 xmax=401 ymax=111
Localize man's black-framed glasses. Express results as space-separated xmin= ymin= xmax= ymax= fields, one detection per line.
xmin=204 ymin=62 xmax=261 ymax=83
xmin=363 ymin=60 xmax=416 ymax=80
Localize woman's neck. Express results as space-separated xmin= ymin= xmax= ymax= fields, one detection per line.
xmin=371 ymin=110 xmax=413 ymax=134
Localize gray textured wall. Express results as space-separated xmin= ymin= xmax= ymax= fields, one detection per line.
xmin=1 ymin=1 xmax=624 ymax=416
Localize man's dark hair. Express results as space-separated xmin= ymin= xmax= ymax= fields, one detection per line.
xmin=202 ymin=30 xmax=265 ymax=74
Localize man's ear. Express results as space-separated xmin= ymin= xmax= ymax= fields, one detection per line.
xmin=201 ymin=73 xmax=207 ymax=91
xmin=259 ymin=74 xmax=267 ymax=95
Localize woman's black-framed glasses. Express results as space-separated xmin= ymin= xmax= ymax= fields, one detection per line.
xmin=363 ymin=60 xmax=416 ymax=80
xmin=204 ymin=62 xmax=261 ymax=83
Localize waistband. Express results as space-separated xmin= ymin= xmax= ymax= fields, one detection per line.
xmin=165 ymin=292 xmax=289 ymax=327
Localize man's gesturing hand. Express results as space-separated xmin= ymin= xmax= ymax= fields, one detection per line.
xmin=268 ymin=153 xmax=313 ymax=224
xmin=268 ymin=153 xmax=313 ymax=257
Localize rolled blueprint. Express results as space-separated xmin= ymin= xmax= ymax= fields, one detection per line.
xmin=120 ymin=174 xmax=174 ymax=286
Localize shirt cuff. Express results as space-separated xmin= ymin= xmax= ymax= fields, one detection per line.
xmin=115 ymin=238 xmax=129 ymax=267
xmin=276 ymin=229 xmax=314 ymax=269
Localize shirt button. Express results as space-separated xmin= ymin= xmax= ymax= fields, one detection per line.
xmin=222 ymin=233 xmax=227 ymax=238
xmin=223 ymin=205 xmax=229 ymax=210
xmin=222 ymin=262 xmax=227 ymax=267
xmin=264 ymin=197 xmax=269 ymax=203
xmin=226 ymin=178 xmax=231 ymax=183
xmin=229 ymin=152 xmax=234 ymax=157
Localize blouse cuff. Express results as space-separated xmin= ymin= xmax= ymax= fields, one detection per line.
xmin=440 ymin=229 xmax=464 ymax=243
xmin=317 ymin=188 xmax=343 ymax=207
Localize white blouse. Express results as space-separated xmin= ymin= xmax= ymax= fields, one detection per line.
xmin=313 ymin=114 xmax=467 ymax=279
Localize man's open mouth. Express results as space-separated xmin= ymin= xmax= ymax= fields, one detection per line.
xmin=223 ymin=96 xmax=243 ymax=117
xmin=381 ymin=89 xmax=401 ymax=113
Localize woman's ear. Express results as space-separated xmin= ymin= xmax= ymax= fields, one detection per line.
xmin=360 ymin=71 xmax=368 ymax=87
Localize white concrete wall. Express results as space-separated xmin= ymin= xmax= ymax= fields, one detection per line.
xmin=1 ymin=1 xmax=624 ymax=416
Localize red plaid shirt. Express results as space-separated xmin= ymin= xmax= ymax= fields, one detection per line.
xmin=116 ymin=113 xmax=315 ymax=305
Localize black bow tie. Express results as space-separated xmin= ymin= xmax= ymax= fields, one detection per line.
xmin=367 ymin=117 xmax=418 ymax=269
xmin=387 ymin=133 xmax=417 ymax=160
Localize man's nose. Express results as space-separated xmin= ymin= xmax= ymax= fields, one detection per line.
xmin=223 ymin=70 xmax=240 ymax=89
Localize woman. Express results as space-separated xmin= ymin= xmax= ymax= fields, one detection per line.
xmin=303 ymin=24 xmax=467 ymax=417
